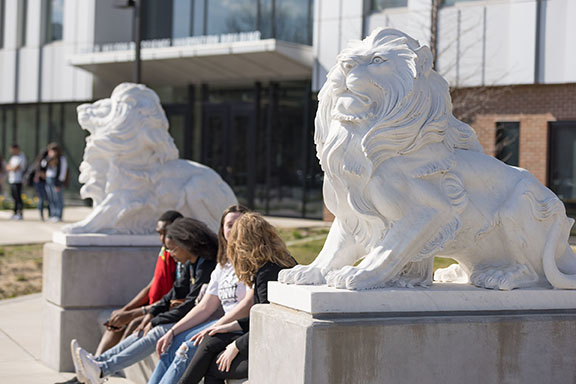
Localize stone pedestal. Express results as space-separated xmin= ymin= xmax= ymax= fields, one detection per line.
xmin=249 ymin=283 xmax=576 ymax=384
xmin=41 ymin=233 xmax=161 ymax=371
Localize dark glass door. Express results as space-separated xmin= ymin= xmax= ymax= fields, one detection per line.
xmin=164 ymin=104 xmax=191 ymax=159
xmin=202 ymin=103 xmax=256 ymax=208
xmin=548 ymin=121 xmax=576 ymax=234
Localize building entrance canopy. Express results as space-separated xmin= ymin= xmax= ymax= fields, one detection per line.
xmin=68 ymin=39 xmax=313 ymax=86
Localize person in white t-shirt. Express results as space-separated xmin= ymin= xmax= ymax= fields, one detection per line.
xmin=5 ymin=144 xmax=27 ymax=220
xmin=44 ymin=142 xmax=68 ymax=222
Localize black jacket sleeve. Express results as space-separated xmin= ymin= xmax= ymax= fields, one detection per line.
xmin=151 ymin=258 xmax=217 ymax=326
xmin=235 ymin=332 xmax=249 ymax=355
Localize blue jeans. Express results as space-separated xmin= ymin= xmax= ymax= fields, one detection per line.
xmin=96 ymin=323 xmax=172 ymax=377
xmin=34 ymin=180 xmax=49 ymax=219
xmin=148 ymin=320 xmax=216 ymax=384
xmin=45 ymin=177 xmax=64 ymax=219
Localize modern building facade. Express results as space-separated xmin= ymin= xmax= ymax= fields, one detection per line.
xmin=1 ymin=0 xmax=575 ymax=221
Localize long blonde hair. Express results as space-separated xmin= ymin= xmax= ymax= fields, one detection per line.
xmin=227 ymin=212 xmax=297 ymax=286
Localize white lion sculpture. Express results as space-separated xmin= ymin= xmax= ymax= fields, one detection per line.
xmin=62 ymin=83 xmax=237 ymax=235
xmin=279 ymin=28 xmax=576 ymax=290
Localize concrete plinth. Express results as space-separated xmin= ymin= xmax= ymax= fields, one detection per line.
xmin=249 ymin=283 xmax=576 ymax=384
xmin=41 ymin=237 xmax=160 ymax=371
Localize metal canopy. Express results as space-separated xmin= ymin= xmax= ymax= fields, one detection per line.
xmin=68 ymin=39 xmax=313 ymax=86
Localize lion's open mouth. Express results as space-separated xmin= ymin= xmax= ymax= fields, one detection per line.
xmin=333 ymin=93 xmax=374 ymax=122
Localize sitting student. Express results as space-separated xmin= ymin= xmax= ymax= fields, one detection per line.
xmin=66 ymin=211 xmax=183 ymax=384
xmin=149 ymin=206 xmax=253 ymax=384
xmin=98 ymin=211 xmax=184 ymax=354
xmin=73 ymin=217 xmax=219 ymax=384
xmin=179 ymin=212 xmax=297 ymax=384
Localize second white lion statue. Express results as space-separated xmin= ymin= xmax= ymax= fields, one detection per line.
xmin=279 ymin=28 xmax=576 ymax=290
xmin=62 ymin=83 xmax=237 ymax=235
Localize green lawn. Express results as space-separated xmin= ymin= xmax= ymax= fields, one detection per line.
xmin=0 ymin=244 xmax=43 ymax=300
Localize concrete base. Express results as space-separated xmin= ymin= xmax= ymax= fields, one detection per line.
xmin=249 ymin=284 xmax=576 ymax=384
xmin=41 ymin=241 xmax=159 ymax=372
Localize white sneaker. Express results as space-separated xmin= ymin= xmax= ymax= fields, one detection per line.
xmin=77 ymin=347 xmax=104 ymax=384
xmin=70 ymin=339 xmax=87 ymax=383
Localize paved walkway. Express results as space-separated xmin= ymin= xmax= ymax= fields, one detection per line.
xmin=0 ymin=206 xmax=329 ymax=383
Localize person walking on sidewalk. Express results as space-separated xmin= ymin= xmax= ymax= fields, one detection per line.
xmin=6 ymin=144 xmax=27 ymax=220
xmin=45 ymin=142 xmax=67 ymax=222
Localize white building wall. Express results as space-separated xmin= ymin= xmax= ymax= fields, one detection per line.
xmin=0 ymin=0 xmax=20 ymax=103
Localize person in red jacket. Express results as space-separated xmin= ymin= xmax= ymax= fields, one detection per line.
xmin=95 ymin=210 xmax=184 ymax=355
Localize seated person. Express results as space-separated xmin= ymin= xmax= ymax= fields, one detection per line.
xmin=72 ymin=217 xmax=219 ymax=384
xmin=98 ymin=210 xmax=184 ymax=354
xmin=179 ymin=212 xmax=297 ymax=384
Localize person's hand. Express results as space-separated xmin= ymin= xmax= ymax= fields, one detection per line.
xmin=216 ymin=342 xmax=239 ymax=372
xmin=55 ymin=186 xmax=61 ymax=192
xmin=191 ymin=322 xmax=238 ymax=346
xmin=190 ymin=326 xmax=213 ymax=346
xmin=108 ymin=309 xmax=136 ymax=328
xmin=156 ymin=329 xmax=174 ymax=357
xmin=133 ymin=314 xmax=153 ymax=337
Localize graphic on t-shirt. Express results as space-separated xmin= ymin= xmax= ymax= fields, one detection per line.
xmin=218 ymin=276 xmax=239 ymax=307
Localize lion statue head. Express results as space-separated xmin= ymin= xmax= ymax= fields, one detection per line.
xmin=76 ymin=83 xmax=179 ymax=207
xmin=316 ymin=28 xmax=483 ymax=246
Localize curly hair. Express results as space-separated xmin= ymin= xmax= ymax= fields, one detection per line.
xmin=227 ymin=212 xmax=297 ymax=286
xmin=166 ymin=217 xmax=218 ymax=261
xmin=216 ymin=205 xmax=251 ymax=265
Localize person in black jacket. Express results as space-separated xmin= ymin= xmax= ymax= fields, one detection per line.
xmin=72 ymin=218 xmax=218 ymax=384
xmin=179 ymin=212 xmax=297 ymax=384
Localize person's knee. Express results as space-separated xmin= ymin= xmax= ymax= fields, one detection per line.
xmin=174 ymin=342 xmax=190 ymax=361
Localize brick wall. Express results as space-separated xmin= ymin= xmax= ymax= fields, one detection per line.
xmin=458 ymin=83 xmax=576 ymax=186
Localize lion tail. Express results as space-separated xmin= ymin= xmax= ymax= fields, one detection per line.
xmin=543 ymin=217 xmax=576 ymax=289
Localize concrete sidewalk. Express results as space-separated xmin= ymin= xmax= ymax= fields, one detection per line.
xmin=0 ymin=206 xmax=329 ymax=383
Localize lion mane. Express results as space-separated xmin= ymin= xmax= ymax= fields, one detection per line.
xmin=63 ymin=83 xmax=237 ymax=235
xmin=315 ymin=28 xmax=482 ymax=249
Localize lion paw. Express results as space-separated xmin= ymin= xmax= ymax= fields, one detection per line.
xmin=326 ymin=266 xmax=379 ymax=290
xmin=278 ymin=265 xmax=326 ymax=285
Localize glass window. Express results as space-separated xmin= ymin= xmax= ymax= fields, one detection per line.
xmin=20 ymin=0 xmax=27 ymax=46
xmin=142 ymin=0 xmax=173 ymax=40
xmin=258 ymin=0 xmax=273 ymax=39
xmin=16 ymin=105 xmax=36 ymax=163
xmin=193 ymin=0 xmax=206 ymax=36
xmin=0 ymin=0 xmax=5 ymax=49
xmin=275 ymin=0 xmax=312 ymax=45
xmin=549 ymin=121 xmax=576 ymax=233
xmin=495 ymin=122 xmax=519 ymax=167
xmin=62 ymin=103 xmax=87 ymax=195
xmin=172 ymin=0 xmax=194 ymax=39
xmin=443 ymin=0 xmax=484 ymax=5
xmin=207 ymin=0 xmax=258 ymax=35
xmin=4 ymin=109 xmax=15 ymax=156
xmin=372 ymin=0 xmax=408 ymax=11
xmin=46 ymin=0 xmax=63 ymax=42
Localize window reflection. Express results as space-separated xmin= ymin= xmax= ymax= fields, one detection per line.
xmin=46 ymin=0 xmax=64 ymax=42
xmin=142 ymin=0 xmax=313 ymax=45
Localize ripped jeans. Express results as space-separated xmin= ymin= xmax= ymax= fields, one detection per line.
xmin=148 ymin=320 xmax=216 ymax=384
